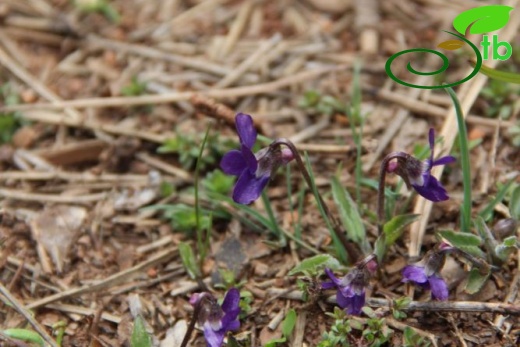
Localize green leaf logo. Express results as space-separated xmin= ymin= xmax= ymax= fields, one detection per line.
xmin=453 ymin=5 xmax=513 ymax=35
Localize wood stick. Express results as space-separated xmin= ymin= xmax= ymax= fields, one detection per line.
xmin=25 ymin=247 xmax=177 ymax=309
xmin=0 ymin=283 xmax=59 ymax=347
xmin=0 ymin=66 xmax=340 ymax=112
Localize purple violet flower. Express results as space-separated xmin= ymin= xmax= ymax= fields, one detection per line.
xmin=402 ymin=265 xmax=448 ymax=301
xmin=402 ymin=244 xmax=451 ymax=301
xmin=189 ymin=288 xmax=241 ymax=347
xmin=220 ymin=113 xmax=293 ymax=204
xmin=387 ymin=128 xmax=456 ymax=202
xmin=322 ymin=256 xmax=378 ymax=315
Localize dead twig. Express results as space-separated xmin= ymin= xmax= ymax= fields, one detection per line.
xmin=267 ymin=288 xmax=520 ymax=315
xmin=1 ymin=66 xmax=342 ymax=112
xmin=25 ymin=247 xmax=178 ymax=309
xmin=0 ymin=283 xmax=59 ymax=347
xmin=0 ymin=188 xmax=106 ymax=204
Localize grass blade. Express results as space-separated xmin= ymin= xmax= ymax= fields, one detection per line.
xmin=478 ymin=178 xmax=516 ymax=221
xmin=331 ymin=176 xmax=369 ymax=252
xmin=445 ymin=87 xmax=471 ymax=232
xmin=195 ymin=126 xmax=212 ymax=267
xmin=303 ymin=153 xmax=348 ymax=263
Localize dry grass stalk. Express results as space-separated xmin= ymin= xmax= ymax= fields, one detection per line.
xmin=355 ymin=0 xmax=380 ymax=54
xmin=46 ymin=303 xmax=121 ymax=324
xmin=1 ymin=66 xmax=340 ymax=112
xmin=0 ymin=188 xmax=107 ymax=204
xmin=25 ymin=247 xmax=177 ymax=309
xmin=215 ymin=33 xmax=282 ymax=88
xmin=376 ymin=88 xmax=515 ymax=128
xmin=0 ymin=283 xmax=59 ymax=347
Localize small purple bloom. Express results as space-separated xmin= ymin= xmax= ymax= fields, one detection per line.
xmin=402 ymin=245 xmax=451 ymax=301
xmin=190 ymin=288 xmax=241 ymax=347
xmin=402 ymin=265 xmax=448 ymax=300
xmin=220 ymin=113 xmax=293 ymax=204
xmin=322 ymin=257 xmax=377 ymax=315
xmin=388 ymin=128 xmax=455 ymax=202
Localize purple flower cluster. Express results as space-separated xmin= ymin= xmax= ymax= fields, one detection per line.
xmin=402 ymin=265 xmax=448 ymax=301
xmin=189 ymin=288 xmax=241 ymax=347
xmin=220 ymin=113 xmax=294 ymax=204
xmin=401 ymin=243 xmax=452 ymax=301
xmin=387 ymin=128 xmax=456 ymax=202
xmin=322 ymin=256 xmax=378 ymax=315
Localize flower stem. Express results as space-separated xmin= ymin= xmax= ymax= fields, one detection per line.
xmin=261 ymin=190 xmax=285 ymax=244
xmin=377 ymin=152 xmax=410 ymax=231
xmin=180 ymin=298 xmax=202 ymax=347
xmin=272 ymin=138 xmax=361 ymax=263
xmin=195 ymin=126 xmax=212 ymax=269
xmin=445 ymin=87 xmax=472 ymax=232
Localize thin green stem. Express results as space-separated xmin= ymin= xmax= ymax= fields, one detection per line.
xmin=261 ymin=190 xmax=285 ymax=244
xmin=377 ymin=151 xmax=410 ymax=232
xmin=195 ymin=126 xmax=211 ymax=268
xmin=445 ymin=87 xmax=471 ymax=232
xmin=272 ymin=138 xmax=361 ymax=263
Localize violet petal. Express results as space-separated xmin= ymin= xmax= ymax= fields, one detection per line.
xmin=432 ymin=155 xmax=456 ymax=166
xmin=220 ymin=150 xmax=247 ymax=176
xmin=240 ymin=144 xmax=258 ymax=174
xmin=235 ymin=113 xmax=256 ymax=149
xmin=336 ymin=290 xmax=350 ymax=309
xmin=428 ymin=275 xmax=449 ymax=301
xmin=402 ymin=265 xmax=428 ymax=284
xmin=324 ymin=268 xmax=343 ymax=287
xmin=203 ymin=323 xmax=224 ymax=347
xmin=347 ymin=293 xmax=365 ymax=316
xmin=412 ymin=176 xmax=449 ymax=202
xmin=232 ymin=170 xmax=270 ymax=204
xmin=321 ymin=281 xmax=336 ymax=290
xmin=221 ymin=288 xmax=240 ymax=313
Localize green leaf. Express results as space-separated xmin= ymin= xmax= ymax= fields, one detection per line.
xmin=464 ymin=268 xmax=490 ymax=294
xmin=304 ymin=153 xmax=348 ymax=263
xmin=281 ymin=309 xmax=297 ymax=338
xmin=510 ymin=185 xmax=520 ymax=220
xmin=375 ymin=214 xmax=420 ymax=262
xmin=453 ymin=5 xmax=513 ymax=35
xmin=458 ymin=245 xmax=486 ymax=259
xmin=374 ymin=236 xmax=386 ymax=265
xmin=2 ymin=328 xmax=45 ymax=346
xmin=503 ymin=235 xmax=518 ymax=247
xmin=203 ymin=169 xmax=235 ymax=195
xmin=474 ymin=215 xmax=500 ymax=263
xmin=438 ymin=229 xmax=482 ymax=247
xmin=445 ymin=88 xmax=472 ymax=232
xmin=131 ymin=315 xmax=153 ymax=347
xmin=475 ymin=63 xmax=520 ymax=84
xmin=289 ymin=254 xmax=341 ymax=276
xmin=227 ymin=336 xmax=241 ymax=347
xmin=178 ymin=242 xmax=201 ymax=279
xmin=0 ymin=114 xmax=20 ymax=144
xmin=331 ymin=176 xmax=367 ymax=248
xmin=479 ymin=179 xmax=516 ymax=221
xmin=361 ymin=306 xmax=376 ymax=318
xmin=495 ymin=236 xmax=518 ymax=261
xmin=383 ymin=214 xmax=420 ymax=246
xmin=264 ymin=337 xmax=286 ymax=347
